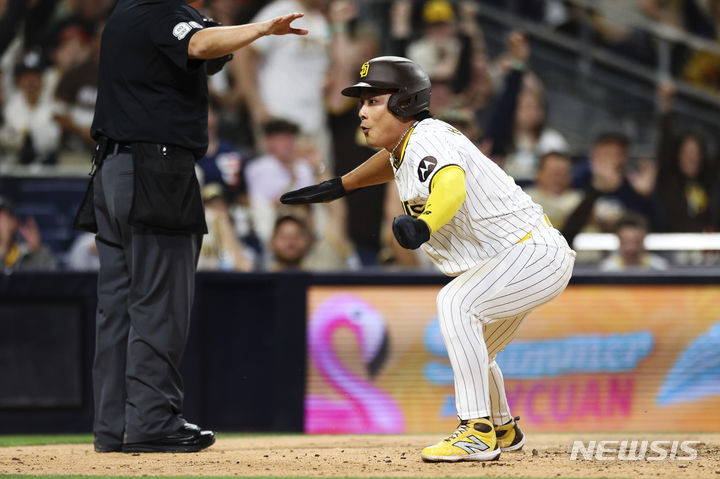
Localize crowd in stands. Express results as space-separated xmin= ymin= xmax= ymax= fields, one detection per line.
xmin=0 ymin=0 xmax=719 ymax=274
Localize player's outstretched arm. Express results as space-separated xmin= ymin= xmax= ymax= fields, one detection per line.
xmin=281 ymin=149 xmax=393 ymax=205
xmin=188 ymin=13 xmax=308 ymax=59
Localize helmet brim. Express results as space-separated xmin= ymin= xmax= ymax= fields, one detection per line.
xmin=341 ymin=82 xmax=399 ymax=98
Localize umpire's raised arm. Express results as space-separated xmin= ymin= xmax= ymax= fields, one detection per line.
xmin=187 ymin=12 xmax=308 ymax=59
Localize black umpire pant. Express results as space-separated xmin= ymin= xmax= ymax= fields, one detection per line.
xmin=92 ymin=148 xmax=201 ymax=448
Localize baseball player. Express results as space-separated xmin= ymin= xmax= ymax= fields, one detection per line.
xmin=281 ymin=56 xmax=576 ymax=462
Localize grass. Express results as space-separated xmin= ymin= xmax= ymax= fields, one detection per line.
xmin=1 ymin=476 xmax=418 ymax=479
xmin=0 ymin=432 xmax=305 ymax=448
xmin=0 ymin=435 xmax=92 ymax=447
xmin=0 ymin=476 xmax=419 ymax=479
xmin=0 ymin=476 xmax=557 ymax=479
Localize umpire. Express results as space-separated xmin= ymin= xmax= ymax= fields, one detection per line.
xmin=76 ymin=0 xmax=307 ymax=454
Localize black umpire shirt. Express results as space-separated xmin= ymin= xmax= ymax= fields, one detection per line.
xmin=91 ymin=0 xmax=209 ymax=156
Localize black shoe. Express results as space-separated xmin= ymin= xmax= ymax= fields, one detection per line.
xmin=122 ymin=423 xmax=216 ymax=453
xmin=94 ymin=443 xmax=122 ymax=453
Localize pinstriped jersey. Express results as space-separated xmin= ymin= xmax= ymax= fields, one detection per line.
xmin=391 ymin=118 xmax=544 ymax=276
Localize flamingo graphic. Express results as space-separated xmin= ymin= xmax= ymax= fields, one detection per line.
xmin=305 ymin=294 xmax=405 ymax=434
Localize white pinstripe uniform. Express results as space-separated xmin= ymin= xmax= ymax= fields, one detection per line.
xmin=392 ymin=118 xmax=576 ymax=424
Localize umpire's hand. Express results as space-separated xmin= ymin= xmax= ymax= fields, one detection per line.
xmin=280 ymin=177 xmax=346 ymax=204
xmin=392 ymin=215 xmax=430 ymax=250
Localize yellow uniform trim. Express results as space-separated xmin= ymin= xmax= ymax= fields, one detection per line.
xmin=516 ymin=215 xmax=552 ymax=244
xmin=516 ymin=231 xmax=532 ymax=244
xmin=419 ymin=165 xmax=466 ymax=234
xmin=392 ymin=126 xmax=416 ymax=170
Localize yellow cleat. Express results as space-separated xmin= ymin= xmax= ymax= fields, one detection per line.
xmin=496 ymin=416 xmax=525 ymax=452
xmin=421 ymin=418 xmax=501 ymax=462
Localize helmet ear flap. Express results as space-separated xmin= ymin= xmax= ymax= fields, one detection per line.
xmin=387 ymin=92 xmax=402 ymax=117
xmin=387 ymin=88 xmax=416 ymax=118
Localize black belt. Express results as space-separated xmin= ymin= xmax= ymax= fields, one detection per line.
xmin=106 ymin=139 xmax=133 ymax=155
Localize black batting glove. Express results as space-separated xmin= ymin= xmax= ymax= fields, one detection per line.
xmin=392 ymin=215 xmax=431 ymax=250
xmin=280 ymin=177 xmax=346 ymax=204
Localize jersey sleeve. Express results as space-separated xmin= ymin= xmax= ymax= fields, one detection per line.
xmin=405 ymin=127 xmax=467 ymax=198
xmin=150 ymin=5 xmax=205 ymax=71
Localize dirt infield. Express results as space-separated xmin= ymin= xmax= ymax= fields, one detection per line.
xmin=1 ymin=433 xmax=719 ymax=478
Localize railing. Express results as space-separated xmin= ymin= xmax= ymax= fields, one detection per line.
xmin=471 ymin=0 xmax=720 ymax=124
xmin=574 ymin=232 xmax=720 ymax=251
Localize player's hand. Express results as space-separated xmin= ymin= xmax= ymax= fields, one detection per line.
xmin=261 ymin=13 xmax=309 ymax=37
xmin=392 ymin=215 xmax=430 ymax=250
xmin=280 ymin=177 xmax=346 ymax=204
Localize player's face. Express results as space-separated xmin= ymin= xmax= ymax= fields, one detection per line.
xmin=358 ymin=91 xmax=413 ymax=151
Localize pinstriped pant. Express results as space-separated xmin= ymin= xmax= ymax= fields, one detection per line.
xmin=436 ymin=219 xmax=575 ymax=424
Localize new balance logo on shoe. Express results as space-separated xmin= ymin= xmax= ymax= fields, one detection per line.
xmin=453 ymin=436 xmax=490 ymax=454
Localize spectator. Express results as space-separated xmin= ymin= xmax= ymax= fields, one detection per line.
xmin=267 ymin=213 xmax=314 ymax=271
xmin=244 ymin=119 xmax=319 ymax=242
xmin=504 ymin=77 xmax=569 ymax=182
xmin=44 ymin=22 xmax=93 ymax=102
xmin=655 ymin=82 xmax=719 ymax=232
xmin=572 ymin=131 xmax=663 ymax=232
xmin=680 ymin=1 xmax=720 ymax=94
xmin=599 ymin=213 xmax=668 ymax=271
xmin=55 ymin=0 xmax=112 ymax=27
xmin=197 ymin=101 xmax=262 ymax=255
xmin=404 ymin=0 xmax=481 ymax=115
xmin=234 ymin=0 xmax=331 ymax=161
xmin=461 ymin=46 xmax=496 ymax=140
xmin=482 ymin=31 xmax=568 ymax=181
xmin=0 ymin=53 xmax=61 ymax=165
xmin=524 ymin=151 xmax=582 ymax=230
xmin=0 ymin=195 xmax=57 ymax=272
xmin=197 ymin=101 xmax=247 ymax=198
xmin=54 ymin=22 xmax=103 ymax=161
xmin=406 ymin=0 xmax=462 ymax=85
xmin=266 ymin=203 xmax=358 ymax=271
xmin=594 ymin=0 xmax=655 ymax=64
xmin=197 ymin=183 xmax=254 ymax=272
